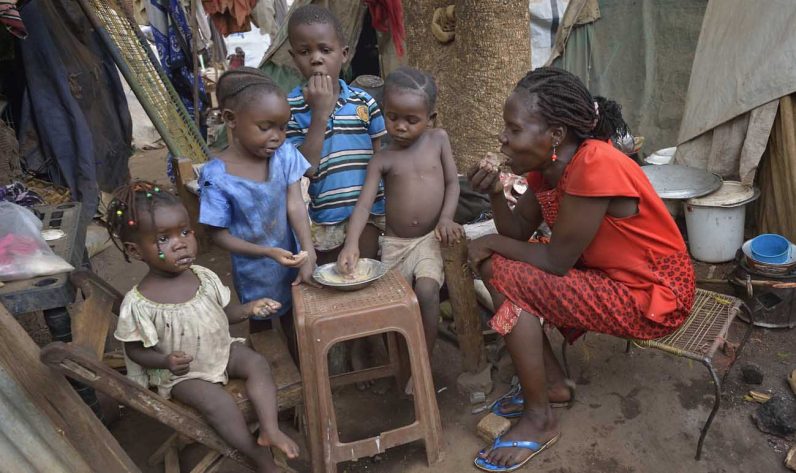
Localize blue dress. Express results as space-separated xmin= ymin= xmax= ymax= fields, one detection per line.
xmin=198 ymin=142 xmax=310 ymax=317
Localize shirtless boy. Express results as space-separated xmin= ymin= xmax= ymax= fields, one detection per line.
xmin=337 ymin=66 xmax=463 ymax=357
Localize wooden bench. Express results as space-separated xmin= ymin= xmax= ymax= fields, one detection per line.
xmin=42 ymin=270 xmax=302 ymax=473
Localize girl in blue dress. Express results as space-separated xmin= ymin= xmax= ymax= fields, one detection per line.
xmin=199 ymin=68 xmax=316 ymax=334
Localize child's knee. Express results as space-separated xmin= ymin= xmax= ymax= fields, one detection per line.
xmin=414 ymin=278 xmax=440 ymax=305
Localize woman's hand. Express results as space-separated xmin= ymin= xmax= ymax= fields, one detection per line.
xmin=246 ymin=298 xmax=282 ymax=318
xmin=468 ymin=153 xmax=504 ymax=196
xmin=435 ymin=218 xmax=465 ymax=247
xmin=467 ymin=235 xmax=496 ymax=274
xmin=165 ymin=351 xmax=192 ymax=376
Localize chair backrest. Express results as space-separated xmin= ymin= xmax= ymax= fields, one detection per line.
xmin=40 ymin=341 xmax=253 ymax=467
xmin=75 ymin=0 xmax=211 ymax=163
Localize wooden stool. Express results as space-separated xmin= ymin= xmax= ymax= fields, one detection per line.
xmin=293 ymin=270 xmax=444 ymax=473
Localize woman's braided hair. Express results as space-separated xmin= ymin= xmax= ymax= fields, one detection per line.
xmin=515 ymin=67 xmax=629 ymax=141
xmin=384 ymin=66 xmax=438 ymax=111
xmin=105 ymin=180 xmax=182 ymax=262
xmin=216 ymin=67 xmax=284 ymax=112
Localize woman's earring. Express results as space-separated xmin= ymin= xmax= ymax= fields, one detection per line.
xmin=551 ymin=143 xmax=558 ymax=162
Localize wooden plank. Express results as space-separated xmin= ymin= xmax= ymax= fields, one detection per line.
xmin=164 ymin=446 xmax=180 ymax=473
xmin=0 ymin=304 xmax=141 ymax=472
xmin=249 ymin=330 xmax=303 ymax=410
xmin=148 ymin=432 xmax=181 ymax=466
xmin=441 ymin=240 xmax=486 ymax=373
xmin=39 ymin=341 xmax=254 ymax=470
xmin=174 ymin=156 xmax=211 ymax=252
xmin=188 ymin=451 xmax=224 ymax=473
xmin=70 ymin=272 xmax=116 ymax=360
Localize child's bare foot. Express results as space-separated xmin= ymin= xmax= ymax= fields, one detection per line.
xmin=258 ymin=427 xmax=299 ymax=459
xmin=356 ymin=379 xmax=375 ymax=391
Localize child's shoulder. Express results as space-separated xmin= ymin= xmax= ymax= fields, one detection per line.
xmin=426 ymin=127 xmax=450 ymax=141
xmin=287 ymin=83 xmax=305 ymax=102
xmin=202 ymin=157 xmax=227 ymax=174
xmin=198 ymin=158 xmax=227 ymax=183
xmin=346 ymin=84 xmax=378 ymax=105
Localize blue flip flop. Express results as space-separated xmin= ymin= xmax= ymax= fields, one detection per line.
xmin=474 ymin=434 xmax=560 ymax=472
xmin=491 ymin=393 xmax=524 ymax=418
xmin=491 ymin=380 xmax=576 ymax=418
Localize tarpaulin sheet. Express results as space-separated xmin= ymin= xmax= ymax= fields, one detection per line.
xmin=677 ymin=0 xmax=796 ymax=144
xmin=550 ymin=0 xmax=706 ymax=154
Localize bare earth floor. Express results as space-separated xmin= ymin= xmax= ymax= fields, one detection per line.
xmin=93 ymin=149 xmax=794 ymax=473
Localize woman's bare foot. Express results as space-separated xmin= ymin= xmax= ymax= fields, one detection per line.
xmin=479 ymin=407 xmax=559 ymax=468
xmin=547 ymin=379 xmax=574 ymax=404
xmin=257 ymin=427 xmax=299 ymax=459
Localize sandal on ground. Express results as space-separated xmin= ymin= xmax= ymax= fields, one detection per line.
xmin=491 ymin=380 xmax=576 ymax=418
xmin=474 ymin=433 xmax=560 ymax=472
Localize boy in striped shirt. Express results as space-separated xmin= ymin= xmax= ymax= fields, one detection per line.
xmin=286 ymin=5 xmax=386 ymax=264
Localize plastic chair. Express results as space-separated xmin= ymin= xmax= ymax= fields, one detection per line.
xmin=292 ymin=269 xmax=444 ymax=473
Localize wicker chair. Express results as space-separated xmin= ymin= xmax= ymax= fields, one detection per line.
xmin=561 ymin=288 xmax=754 ymax=460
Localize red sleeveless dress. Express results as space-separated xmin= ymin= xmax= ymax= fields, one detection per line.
xmin=489 ymin=139 xmax=695 ymax=340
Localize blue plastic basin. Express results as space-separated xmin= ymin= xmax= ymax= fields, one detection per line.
xmin=750 ymin=233 xmax=791 ymax=264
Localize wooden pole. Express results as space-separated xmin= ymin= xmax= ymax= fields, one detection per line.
xmin=441 ymin=239 xmax=486 ymax=373
xmin=190 ymin=0 xmax=201 ymax=127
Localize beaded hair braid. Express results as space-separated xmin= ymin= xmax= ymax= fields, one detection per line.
xmin=105 ymin=180 xmax=181 ymax=262
xmin=384 ymin=66 xmax=438 ymax=111
xmin=515 ymin=67 xmax=629 ymax=141
xmin=287 ymin=4 xmax=346 ymax=45
xmin=216 ymin=67 xmax=284 ymax=112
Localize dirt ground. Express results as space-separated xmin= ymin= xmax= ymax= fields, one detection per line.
xmin=80 ymin=149 xmax=796 ymax=472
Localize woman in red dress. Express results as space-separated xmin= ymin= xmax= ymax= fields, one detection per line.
xmin=468 ymin=67 xmax=695 ymax=471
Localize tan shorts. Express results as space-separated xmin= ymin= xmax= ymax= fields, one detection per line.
xmin=311 ymin=214 xmax=386 ymax=251
xmin=381 ymin=231 xmax=444 ymax=287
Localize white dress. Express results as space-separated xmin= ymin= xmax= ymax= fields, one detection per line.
xmin=114 ymin=265 xmax=245 ymax=398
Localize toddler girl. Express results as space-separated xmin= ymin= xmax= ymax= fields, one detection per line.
xmin=108 ymin=181 xmax=297 ymax=472
xmin=198 ymin=67 xmax=316 ymax=334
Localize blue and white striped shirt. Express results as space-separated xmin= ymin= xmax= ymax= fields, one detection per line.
xmin=286 ymin=79 xmax=386 ymax=225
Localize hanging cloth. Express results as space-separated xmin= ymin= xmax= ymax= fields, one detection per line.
xmin=0 ymin=0 xmax=27 ymax=38
xmin=202 ymin=0 xmax=256 ymax=36
xmin=364 ymin=0 xmax=405 ymax=56
xmin=146 ymin=0 xmax=208 ymax=132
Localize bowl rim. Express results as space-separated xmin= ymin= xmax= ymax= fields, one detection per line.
xmin=312 ymin=259 xmax=388 ymax=288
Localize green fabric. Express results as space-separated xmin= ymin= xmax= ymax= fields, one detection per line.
xmin=553 ymin=0 xmax=707 ymax=155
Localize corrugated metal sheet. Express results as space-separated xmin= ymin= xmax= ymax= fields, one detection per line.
xmin=0 ymin=366 xmax=92 ymax=473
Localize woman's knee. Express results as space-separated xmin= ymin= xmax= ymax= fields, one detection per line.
xmin=478 ymin=257 xmax=494 ymax=281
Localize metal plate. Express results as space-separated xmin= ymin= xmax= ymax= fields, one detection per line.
xmin=312 ymin=259 xmax=388 ymax=291
xmin=641 ymin=164 xmax=722 ymax=200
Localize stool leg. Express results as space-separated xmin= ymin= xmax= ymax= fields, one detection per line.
xmin=696 ymin=359 xmax=721 ymax=460
xmin=386 ymin=332 xmax=409 ymax=390
xmin=400 ymin=326 xmax=443 ymax=466
xmin=295 ymin=324 xmax=325 ymax=473
xmin=316 ymin=342 xmax=341 ymax=473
